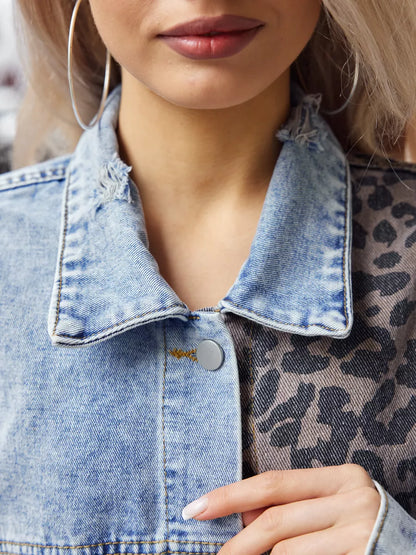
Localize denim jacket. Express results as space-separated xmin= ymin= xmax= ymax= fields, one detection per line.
xmin=1 ymin=84 xmax=416 ymax=554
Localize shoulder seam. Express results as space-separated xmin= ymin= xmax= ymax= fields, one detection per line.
xmin=0 ymin=163 xmax=68 ymax=192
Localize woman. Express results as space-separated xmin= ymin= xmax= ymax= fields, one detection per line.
xmin=1 ymin=0 xmax=416 ymax=553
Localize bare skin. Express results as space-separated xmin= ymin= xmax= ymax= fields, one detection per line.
xmin=118 ymin=72 xmax=289 ymax=309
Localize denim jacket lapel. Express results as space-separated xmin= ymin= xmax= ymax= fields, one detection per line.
xmin=220 ymin=92 xmax=353 ymax=338
xmin=48 ymin=85 xmax=352 ymax=347
xmin=48 ymin=88 xmax=189 ymax=347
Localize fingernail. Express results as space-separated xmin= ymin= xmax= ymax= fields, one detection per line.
xmin=182 ymin=496 xmax=209 ymax=520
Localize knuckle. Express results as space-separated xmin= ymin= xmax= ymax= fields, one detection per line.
xmin=262 ymin=470 xmax=284 ymax=495
xmin=259 ymin=506 xmax=284 ymax=532
xmin=357 ymin=486 xmax=381 ymax=514
xmin=340 ymin=463 xmax=371 ymax=485
xmin=344 ymin=485 xmax=380 ymax=516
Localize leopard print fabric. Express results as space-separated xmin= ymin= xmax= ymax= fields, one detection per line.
xmin=223 ymin=153 xmax=416 ymax=517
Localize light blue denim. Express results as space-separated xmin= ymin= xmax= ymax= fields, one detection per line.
xmin=0 ymin=84 xmax=413 ymax=553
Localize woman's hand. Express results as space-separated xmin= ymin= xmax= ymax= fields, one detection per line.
xmin=182 ymin=464 xmax=381 ymax=555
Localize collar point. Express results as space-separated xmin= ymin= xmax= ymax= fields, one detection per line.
xmin=48 ymin=305 xmax=190 ymax=348
xmin=220 ymin=300 xmax=353 ymax=339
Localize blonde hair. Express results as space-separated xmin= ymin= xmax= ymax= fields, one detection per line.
xmin=14 ymin=0 xmax=416 ymax=165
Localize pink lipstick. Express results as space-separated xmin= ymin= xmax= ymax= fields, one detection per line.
xmin=158 ymin=15 xmax=265 ymax=60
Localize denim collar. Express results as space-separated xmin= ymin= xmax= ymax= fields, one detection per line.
xmin=48 ymin=84 xmax=352 ymax=346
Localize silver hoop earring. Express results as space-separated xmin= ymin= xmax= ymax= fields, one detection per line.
xmin=322 ymin=54 xmax=360 ymax=116
xmin=295 ymin=52 xmax=360 ymax=116
xmin=67 ymin=0 xmax=112 ymax=131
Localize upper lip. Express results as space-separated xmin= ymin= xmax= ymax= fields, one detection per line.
xmin=158 ymin=15 xmax=265 ymax=36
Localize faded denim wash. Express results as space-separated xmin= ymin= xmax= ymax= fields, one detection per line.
xmin=0 ymin=84 xmax=415 ymax=554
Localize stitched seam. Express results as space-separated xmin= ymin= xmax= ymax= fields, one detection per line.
xmin=342 ymin=159 xmax=351 ymax=328
xmin=0 ymin=174 xmax=66 ymax=192
xmin=52 ymin=167 xmax=71 ymax=335
xmin=369 ymin=491 xmax=389 ymax=555
xmin=53 ymin=303 xmax=186 ymax=340
xmin=188 ymin=316 xmax=200 ymax=320
xmin=223 ymin=300 xmax=347 ymax=332
xmin=162 ymin=325 xmax=170 ymax=537
xmin=169 ymin=349 xmax=197 ymax=362
xmin=0 ymin=541 xmax=224 ymax=549
xmin=0 ymin=166 xmax=67 ymax=192
xmin=248 ymin=322 xmax=259 ymax=474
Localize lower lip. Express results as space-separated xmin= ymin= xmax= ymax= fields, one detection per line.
xmin=159 ymin=27 xmax=262 ymax=60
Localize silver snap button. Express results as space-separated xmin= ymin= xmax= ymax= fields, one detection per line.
xmin=196 ymin=340 xmax=224 ymax=371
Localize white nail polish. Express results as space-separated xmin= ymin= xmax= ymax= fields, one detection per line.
xmin=182 ymin=496 xmax=209 ymax=520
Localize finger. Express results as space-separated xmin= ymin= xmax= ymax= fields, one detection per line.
xmin=186 ymin=464 xmax=374 ymax=521
xmin=268 ymin=523 xmax=375 ymax=555
xmin=217 ymin=495 xmax=336 ymax=555
xmin=216 ymin=489 xmax=378 ymax=555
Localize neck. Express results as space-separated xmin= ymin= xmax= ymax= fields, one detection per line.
xmin=118 ymin=71 xmax=290 ymax=216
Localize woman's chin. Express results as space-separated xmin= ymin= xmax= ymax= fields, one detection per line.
xmin=122 ymin=65 xmax=288 ymax=111
xmin=149 ymin=81 xmax=274 ymax=111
